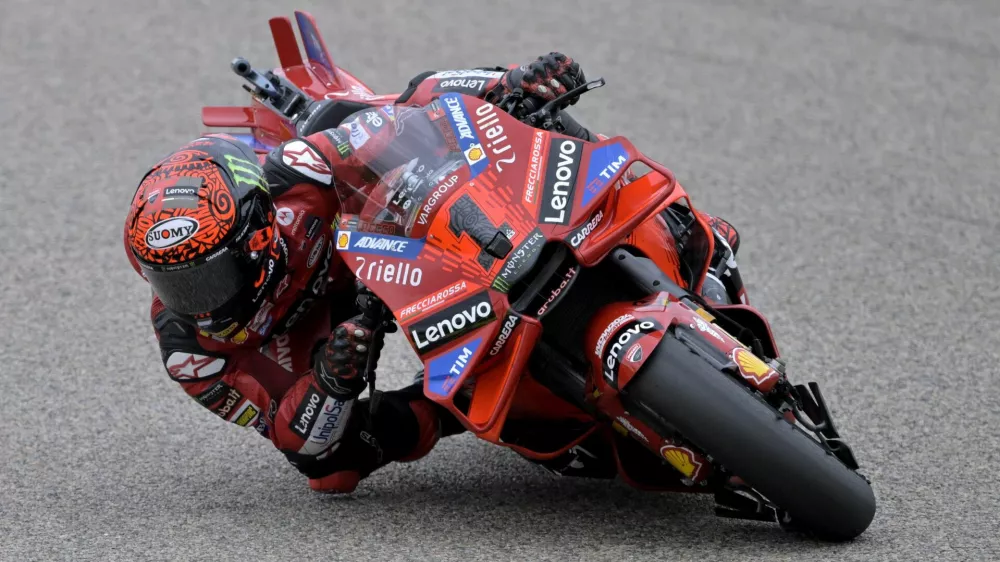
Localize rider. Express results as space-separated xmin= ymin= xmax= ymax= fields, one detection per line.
xmin=124 ymin=53 xmax=743 ymax=493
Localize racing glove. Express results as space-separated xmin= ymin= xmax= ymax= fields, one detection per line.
xmin=313 ymin=315 xmax=382 ymax=400
xmin=497 ymin=52 xmax=587 ymax=104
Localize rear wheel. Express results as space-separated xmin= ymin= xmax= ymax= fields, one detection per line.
xmin=623 ymin=335 xmax=876 ymax=541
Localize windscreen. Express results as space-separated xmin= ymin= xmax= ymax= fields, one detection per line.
xmin=333 ymin=102 xmax=470 ymax=237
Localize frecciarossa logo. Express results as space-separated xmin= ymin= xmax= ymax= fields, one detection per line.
xmin=539 ymin=138 xmax=583 ymax=225
xmin=409 ymin=291 xmax=496 ymax=354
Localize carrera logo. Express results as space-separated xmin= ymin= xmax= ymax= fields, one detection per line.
xmin=409 ymin=292 xmax=495 ymax=354
xmin=145 ymin=217 xmax=199 ymax=249
xmin=539 ymin=139 xmax=582 ymax=225
xmin=569 ymin=210 xmax=603 ymax=248
xmin=602 ymin=319 xmax=660 ymax=386
xmin=489 ymin=313 xmax=520 ymax=356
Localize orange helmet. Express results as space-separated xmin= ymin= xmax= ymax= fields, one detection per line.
xmin=125 ymin=134 xmax=287 ymax=337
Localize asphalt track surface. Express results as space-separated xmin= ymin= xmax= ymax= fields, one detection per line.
xmin=2 ymin=0 xmax=999 ymax=560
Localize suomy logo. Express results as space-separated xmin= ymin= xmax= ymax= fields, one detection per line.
xmin=145 ymin=217 xmax=199 ymax=249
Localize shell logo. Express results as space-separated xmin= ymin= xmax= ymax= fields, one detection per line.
xmin=464 ymin=143 xmax=486 ymax=164
xmin=232 ymin=328 xmax=248 ymax=345
xmin=660 ymin=445 xmax=703 ymax=479
xmin=731 ymin=347 xmax=777 ymax=384
xmin=336 ymin=231 xmax=351 ymax=250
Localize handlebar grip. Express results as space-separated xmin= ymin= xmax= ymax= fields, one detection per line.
xmin=231 ymin=57 xmax=252 ymax=77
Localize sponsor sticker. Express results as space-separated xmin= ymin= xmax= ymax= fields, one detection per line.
xmin=731 ymin=348 xmax=779 ymax=385
xmin=281 ymin=140 xmax=333 ymax=184
xmin=426 ymin=337 xmax=482 ymax=397
xmin=335 ymin=231 xmax=424 ymax=258
xmin=539 ymin=138 xmax=582 ymax=225
xmin=307 ymin=236 xmax=326 ymax=268
xmin=536 ymin=266 xmax=578 ymax=316
xmin=601 ymin=319 xmax=660 ymax=386
xmin=276 ymin=207 xmax=295 ymax=226
xmin=408 ymin=292 xmax=495 ymax=354
xmin=145 ymin=217 xmax=199 ymax=250
xmin=194 ymin=380 xmax=230 ymax=407
xmin=491 ymin=228 xmax=544 ymax=292
xmin=594 ymin=313 xmax=635 ymax=357
xmin=580 ymin=142 xmax=629 ymax=207
xmin=429 ymin=70 xmax=506 ymax=80
xmin=305 ymin=217 xmax=323 ymax=239
xmin=660 ymin=444 xmax=704 ymax=479
xmin=165 ymin=352 xmax=226 ymax=381
xmin=300 ymin=397 xmax=354 ymax=454
xmin=347 ymin=118 xmax=370 ymax=149
xmin=614 ymin=416 xmax=649 ymax=443
xmin=396 ymin=280 xmax=470 ymax=322
xmin=290 ymin=388 xmax=323 ymax=439
xmin=523 ymin=131 xmax=547 ymax=210
xmin=440 ymin=93 xmax=488 ymax=178
xmin=489 ymin=312 xmax=520 ymax=357
xmin=214 ymin=388 xmax=243 ymax=420
xmin=568 ymin=210 xmax=603 ymax=248
xmin=353 ymin=256 xmax=423 ymax=287
xmin=433 ymin=77 xmax=490 ymax=95
xmin=233 ymin=401 xmax=260 ymax=427
xmin=473 ymin=102 xmax=515 ymax=172
xmin=417 ymin=174 xmax=459 ymax=226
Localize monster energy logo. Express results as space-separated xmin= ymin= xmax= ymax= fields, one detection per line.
xmin=223 ymin=154 xmax=266 ymax=191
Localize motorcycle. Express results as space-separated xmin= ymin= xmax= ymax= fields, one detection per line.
xmin=203 ymin=11 xmax=876 ymax=541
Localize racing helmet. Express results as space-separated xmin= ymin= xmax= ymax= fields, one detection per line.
xmin=124 ymin=134 xmax=287 ymax=338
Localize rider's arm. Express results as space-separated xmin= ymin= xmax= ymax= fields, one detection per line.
xmin=396 ymin=54 xmax=599 ymax=142
xmin=395 ymin=67 xmax=509 ymax=105
xmin=151 ymin=296 xmax=444 ymax=492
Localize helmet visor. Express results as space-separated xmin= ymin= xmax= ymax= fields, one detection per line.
xmin=144 ymin=248 xmax=258 ymax=316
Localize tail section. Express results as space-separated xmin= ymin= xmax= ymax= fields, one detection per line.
xmin=294 ymin=11 xmax=341 ymax=88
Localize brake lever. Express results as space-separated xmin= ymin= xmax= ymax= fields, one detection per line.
xmin=355 ymin=285 xmax=393 ymax=416
xmin=524 ymin=77 xmax=606 ymax=130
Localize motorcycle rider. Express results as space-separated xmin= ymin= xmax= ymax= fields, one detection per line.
xmin=125 ymin=53 xmax=744 ymax=493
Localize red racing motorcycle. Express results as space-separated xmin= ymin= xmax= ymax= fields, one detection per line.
xmin=204 ymin=11 xmax=875 ymax=541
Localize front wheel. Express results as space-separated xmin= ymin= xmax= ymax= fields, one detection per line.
xmin=622 ymin=335 xmax=876 ymax=541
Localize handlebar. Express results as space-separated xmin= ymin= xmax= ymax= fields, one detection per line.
xmin=230 ymin=56 xmax=314 ymax=122
xmin=501 ymin=77 xmax=606 ymax=136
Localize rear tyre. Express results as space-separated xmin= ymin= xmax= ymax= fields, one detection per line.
xmin=623 ymin=335 xmax=876 ymax=541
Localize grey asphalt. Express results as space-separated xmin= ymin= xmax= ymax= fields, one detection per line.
xmin=2 ymin=0 xmax=998 ymax=560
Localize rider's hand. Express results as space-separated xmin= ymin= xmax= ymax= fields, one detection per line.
xmin=314 ymin=315 xmax=382 ymax=400
xmin=501 ymin=53 xmax=586 ymax=105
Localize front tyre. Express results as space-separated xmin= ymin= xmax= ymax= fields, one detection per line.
xmin=623 ymin=335 xmax=876 ymax=541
